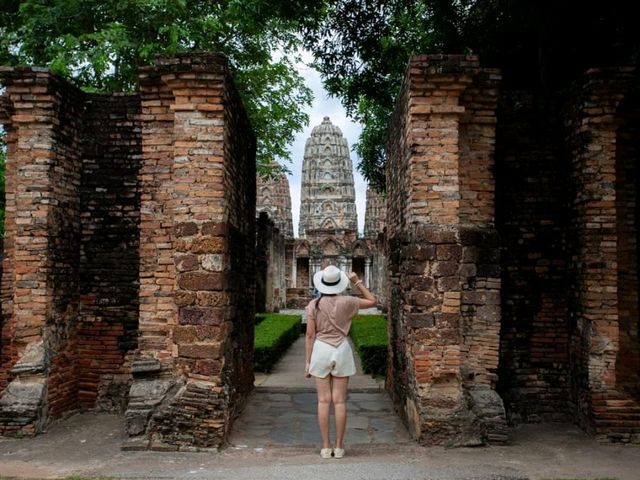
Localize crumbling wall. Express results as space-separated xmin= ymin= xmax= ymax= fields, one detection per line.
xmin=0 ymin=54 xmax=256 ymax=448
xmin=0 ymin=68 xmax=141 ymax=435
xmin=386 ymin=55 xmax=507 ymax=446
xmin=256 ymin=212 xmax=286 ymax=313
xmin=77 ymin=94 xmax=141 ymax=412
xmin=124 ymin=53 xmax=256 ymax=451
xmin=495 ymin=93 xmax=572 ymax=423
xmin=493 ymin=66 xmax=640 ymax=443
xmin=565 ymin=66 xmax=640 ymax=443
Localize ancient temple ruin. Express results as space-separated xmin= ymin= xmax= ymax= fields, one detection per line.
xmin=293 ymin=117 xmax=371 ymax=303
xmin=256 ymin=117 xmax=382 ymax=309
xmin=0 ymin=53 xmax=639 ymax=449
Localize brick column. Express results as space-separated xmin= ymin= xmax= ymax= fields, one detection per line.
xmin=0 ymin=69 xmax=83 ymax=435
xmin=566 ymin=66 xmax=640 ymax=442
xmin=125 ymin=53 xmax=256 ymax=450
xmin=386 ymin=55 xmax=506 ymax=445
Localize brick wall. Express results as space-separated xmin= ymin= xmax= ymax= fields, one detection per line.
xmin=615 ymin=84 xmax=640 ymax=401
xmin=76 ymin=94 xmax=141 ymax=412
xmin=386 ymin=55 xmax=507 ymax=446
xmin=0 ymin=80 xmax=18 ymax=394
xmin=124 ymin=53 xmax=256 ymax=451
xmin=44 ymin=72 xmax=84 ymax=420
xmin=0 ymin=69 xmax=142 ymax=434
xmin=495 ymin=93 xmax=572 ymax=423
xmin=565 ymin=67 xmax=640 ymax=442
xmin=0 ymin=69 xmax=84 ymax=434
xmin=1 ymin=54 xmax=255 ymax=446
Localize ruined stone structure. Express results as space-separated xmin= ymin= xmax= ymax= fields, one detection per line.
xmin=286 ymin=117 xmax=374 ymax=307
xmin=256 ymin=171 xmax=294 ymax=240
xmin=299 ymin=117 xmax=358 ymax=237
xmin=0 ymin=54 xmax=256 ymax=449
xmin=364 ymin=189 xmax=386 ymax=239
xmin=0 ymin=52 xmax=638 ymax=449
xmin=386 ymin=55 xmax=640 ymax=445
xmin=386 ymin=55 xmax=507 ymax=445
xmin=255 ymin=172 xmax=292 ymax=313
xmin=364 ymin=189 xmax=387 ymax=307
xmin=255 ymin=212 xmax=287 ymax=313
xmin=498 ymin=65 xmax=640 ymax=442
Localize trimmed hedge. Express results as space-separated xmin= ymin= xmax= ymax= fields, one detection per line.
xmin=255 ymin=313 xmax=267 ymax=326
xmin=349 ymin=315 xmax=388 ymax=377
xmin=254 ymin=314 xmax=302 ymax=372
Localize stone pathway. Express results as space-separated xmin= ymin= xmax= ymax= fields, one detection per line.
xmin=230 ymin=323 xmax=410 ymax=448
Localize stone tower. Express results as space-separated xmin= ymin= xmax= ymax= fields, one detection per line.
xmin=364 ymin=188 xmax=386 ymax=238
xmin=257 ymin=171 xmax=294 ymax=239
xmin=299 ymin=117 xmax=358 ymax=238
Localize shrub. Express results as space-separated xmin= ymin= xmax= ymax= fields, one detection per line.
xmin=350 ymin=315 xmax=388 ymax=377
xmin=254 ymin=314 xmax=302 ymax=372
xmin=255 ymin=313 xmax=267 ymax=326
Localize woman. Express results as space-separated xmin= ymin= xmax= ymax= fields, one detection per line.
xmin=304 ymin=265 xmax=376 ymax=459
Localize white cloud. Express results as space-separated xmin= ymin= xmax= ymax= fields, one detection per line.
xmin=284 ymin=50 xmax=367 ymax=237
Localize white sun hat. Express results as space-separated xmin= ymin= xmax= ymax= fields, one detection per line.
xmin=313 ymin=265 xmax=349 ymax=295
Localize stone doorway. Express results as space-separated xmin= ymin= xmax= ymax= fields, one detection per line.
xmin=296 ymin=257 xmax=310 ymax=289
xmin=351 ymin=258 xmax=365 ymax=285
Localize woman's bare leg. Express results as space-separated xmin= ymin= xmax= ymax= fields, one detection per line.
xmin=315 ymin=376 xmax=332 ymax=448
xmin=331 ymin=375 xmax=349 ymax=449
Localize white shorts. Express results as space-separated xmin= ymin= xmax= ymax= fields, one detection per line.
xmin=309 ymin=338 xmax=356 ymax=378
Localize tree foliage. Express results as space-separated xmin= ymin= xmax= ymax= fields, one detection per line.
xmin=301 ymin=0 xmax=640 ymax=190
xmin=0 ymin=0 xmax=325 ymax=174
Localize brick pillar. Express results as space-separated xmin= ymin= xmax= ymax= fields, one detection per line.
xmin=125 ymin=53 xmax=256 ymax=451
xmin=567 ymin=66 xmax=640 ymax=443
xmin=0 ymin=69 xmax=83 ymax=435
xmin=386 ymin=55 xmax=506 ymax=445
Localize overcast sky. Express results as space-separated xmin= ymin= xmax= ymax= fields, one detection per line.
xmin=285 ymin=52 xmax=368 ymax=237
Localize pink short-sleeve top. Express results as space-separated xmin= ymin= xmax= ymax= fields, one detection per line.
xmin=305 ymin=295 xmax=361 ymax=347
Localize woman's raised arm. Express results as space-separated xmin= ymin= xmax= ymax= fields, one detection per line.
xmin=347 ymin=272 xmax=376 ymax=309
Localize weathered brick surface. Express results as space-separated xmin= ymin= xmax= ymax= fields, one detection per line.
xmin=125 ymin=53 xmax=256 ymax=450
xmin=0 ymin=69 xmax=84 ymax=434
xmin=0 ymin=54 xmax=255 ymax=447
xmin=494 ymin=67 xmax=640 ymax=443
xmin=364 ymin=189 xmax=387 ymax=306
xmin=76 ymin=94 xmax=141 ymax=412
xmin=565 ymin=66 xmax=640 ymax=443
xmin=494 ymin=93 xmax=572 ymax=423
xmin=257 ymin=171 xmax=294 ymax=239
xmin=364 ymin=189 xmax=386 ymax=238
xmin=136 ymin=68 xmax=177 ymax=361
xmin=0 ymin=68 xmax=141 ymax=435
xmin=386 ymin=55 xmax=507 ymax=446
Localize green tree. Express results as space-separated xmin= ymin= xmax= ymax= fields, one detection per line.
xmin=301 ymin=0 xmax=640 ymax=190
xmin=0 ymin=0 xmax=324 ymax=175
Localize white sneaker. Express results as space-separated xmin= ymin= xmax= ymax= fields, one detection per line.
xmin=320 ymin=448 xmax=332 ymax=459
xmin=333 ymin=447 xmax=345 ymax=459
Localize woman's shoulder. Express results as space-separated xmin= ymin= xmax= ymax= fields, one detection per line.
xmin=338 ymin=294 xmax=360 ymax=305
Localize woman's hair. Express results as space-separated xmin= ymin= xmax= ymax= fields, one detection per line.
xmin=315 ymin=294 xmax=323 ymax=312
xmin=315 ymin=293 xmax=336 ymax=312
